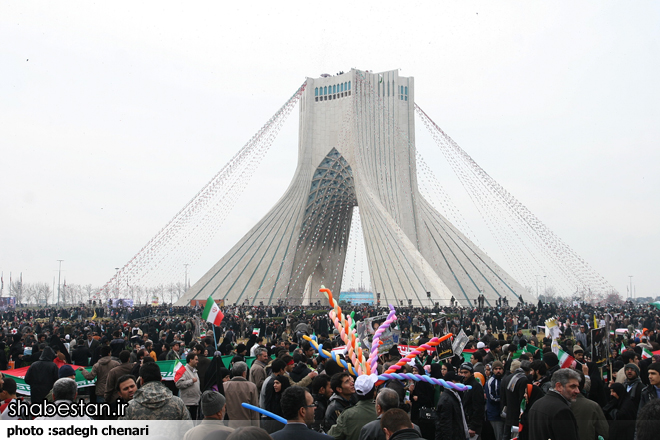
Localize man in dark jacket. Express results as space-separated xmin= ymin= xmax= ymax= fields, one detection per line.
xmin=104 ymin=350 xmax=135 ymax=402
xmin=639 ymin=362 xmax=660 ymax=412
xmin=381 ymin=409 xmax=423 ymax=440
xmin=623 ymin=363 xmax=645 ymax=417
xmin=501 ymin=360 xmax=529 ymax=439
xmin=485 ymin=361 xmax=505 ymax=440
xmin=272 ymin=386 xmax=330 ymax=440
xmin=312 ymin=374 xmax=333 ymax=432
xmin=361 ymin=388 xmax=418 ymax=440
xmin=458 ymin=362 xmax=485 ymax=438
xmin=527 ymin=368 xmax=580 ymax=440
xmin=71 ymin=340 xmax=91 ymax=366
xmin=324 ymin=372 xmax=357 ymax=431
xmin=435 ymin=388 xmax=468 ymax=440
xmin=24 ymin=346 xmax=59 ymax=404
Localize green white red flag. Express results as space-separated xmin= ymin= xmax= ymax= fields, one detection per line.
xmin=174 ymin=360 xmax=186 ymax=382
xmin=557 ymin=349 xmax=575 ymax=368
xmin=642 ymin=347 xmax=653 ymax=360
xmin=202 ymin=297 xmax=224 ymax=326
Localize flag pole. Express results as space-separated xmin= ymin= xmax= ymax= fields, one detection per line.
xmin=212 ymin=323 xmax=219 ymax=354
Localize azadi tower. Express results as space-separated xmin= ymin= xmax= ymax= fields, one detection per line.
xmin=176 ymin=69 xmax=534 ymax=307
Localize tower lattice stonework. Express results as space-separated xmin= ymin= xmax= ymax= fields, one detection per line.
xmin=176 ymin=69 xmax=534 ymax=307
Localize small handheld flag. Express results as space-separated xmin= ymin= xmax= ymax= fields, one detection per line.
xmin=174 ymin=360 xmax=186 ymax=382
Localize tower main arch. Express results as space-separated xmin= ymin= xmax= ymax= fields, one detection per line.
xmin=176 ymin=69 xmax=533 ymax=307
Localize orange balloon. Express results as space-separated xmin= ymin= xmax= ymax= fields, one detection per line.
xmin=474 ymin=372 xmax=485 ymax=387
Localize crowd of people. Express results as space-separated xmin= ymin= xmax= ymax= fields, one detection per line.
xmin=0 ymin=299 xmax=659 ymax=440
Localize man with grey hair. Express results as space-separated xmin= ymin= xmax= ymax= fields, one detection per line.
xmin=527 ymin=368 xmax=580 ymax=440
xmin=250 ymin=347 xmax=269 ymax=393
xmin=183 ymin=390 xmax=234 ymax=440
xmin=360 ymin=388 xmax=421 ymax=440
xmin=35 ymin=378 xmax=92 ymax=420
xmin=224 ymin=361 xmax=259 ymax=428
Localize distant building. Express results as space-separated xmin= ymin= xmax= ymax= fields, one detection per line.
xmin=339 ymin=292 xmax=374 ymax=305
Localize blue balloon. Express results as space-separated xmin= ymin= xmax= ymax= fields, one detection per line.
xmin=241 ymin=402 xmax=287 ymax=425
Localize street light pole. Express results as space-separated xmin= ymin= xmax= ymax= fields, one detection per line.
xmin=184 ymin=264 xmax=189 ymax=289
xmin=57 ymin=260 xmax=63 ymax=306
xmin=543 ymin=275 xmax=547 ymax=296
xmin=535 ymin=275 xmax=539 ymax=297
xmin=115 ymin=267 xmax=120 ymax=299
xmin=629 ymin=275 xmax=633 ymax=299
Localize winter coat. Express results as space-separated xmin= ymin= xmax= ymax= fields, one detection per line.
xmin=388 ymin=428 xmax=424 ymax=440
xmin=639 ymin=383 xmax=659 ymax=412
xmin=434 ymin=389 xmax=466 ymax=440
xmin=360 ymin=417 xmax=421 ymax=440
xmin=312 ymin=393 xmax=330 ymax=432
xmin=603 ymin=394 xmax=636 ymax=440
xmin=119 ymin=381 xmax=191 ymax=420
xmin=176 ymin=365 xmax=201 ymax=406
xmin=527 ymin=390 xmax=579 ymax=440
xmin=80 ymin=355 xmax=120 ymax=397
xmin=484 ymin=375 xmax=503 ymax=422
xmin=24 ymin=347 xmax=60 ymax=404
xmin=461 ymin=377 xmax=485 ymax=434
xmin=249 ymin=359 xmax=268 ymax=393
xmin=223 ymin=376 xmax=259 ymax=428
xmin=324 ymin=393 xmax=356 ymax=431
xmin=570 ymin=393 xmax=609 ymax=440
xmin=104 ymin=361 xmax=135 ymax=402
xmin=327 ymin=399 xmax=378 ymax=440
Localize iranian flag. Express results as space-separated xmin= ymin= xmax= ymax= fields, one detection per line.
xmin=557 ymin=349 xmax=575 ymax=368
xmin=252 ymin=328 xmax=260 ymax=336
xmin=642 ymin=347 xmax=653 ymax=360
xmin=619 ymin=345 xmax=626 ymax=355
xmin=202 ymin=297 xmax=224 ymax=326
xmin=173 ymin=360 xmax=187 ymax=382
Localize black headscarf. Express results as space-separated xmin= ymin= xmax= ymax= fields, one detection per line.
xmin=264 ymin=375 xmax=290 ymax=417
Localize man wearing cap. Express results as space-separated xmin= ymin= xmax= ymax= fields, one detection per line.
xmin=327 ymin=374 xmax=378 ymax=440
xmin=624 ymin=363 xmax=644 ymax=414
xmin=639 ymin=362 xmax=660 ymax=411
xmin=183 ymin=390 xmax=234 ymax=440
xmin=458 ymin=362 xmax=485 ymax=439
xmin=572 ymin=345 xmax=586 ymax=364
xmin=45 ymin=364 xmax=77 ymax=402
xmin=485 ymin=361 xmax=505 ymax=440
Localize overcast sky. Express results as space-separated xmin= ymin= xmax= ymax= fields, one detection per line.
xmin=1 ymin=2 xmax=658 ymax=300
